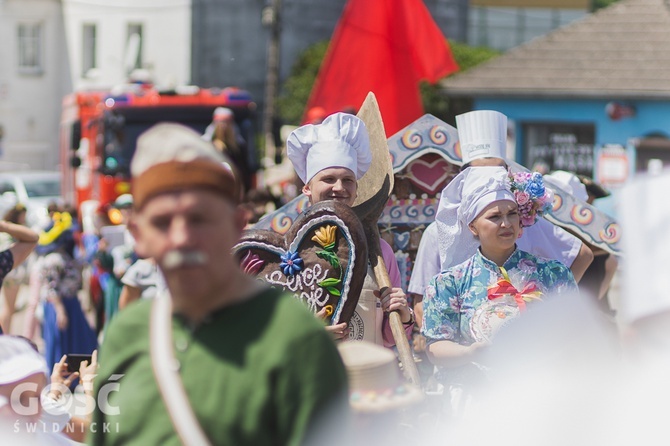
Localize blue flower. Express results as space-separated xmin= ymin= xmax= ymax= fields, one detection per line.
xmin=280 ymin=250 xmax=303 ymax=276
xmin=525 ymin=176 xmax=546 ymax=198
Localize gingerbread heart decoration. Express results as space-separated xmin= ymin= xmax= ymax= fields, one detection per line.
xmin=233 ymin=200 xmax=368 ymax=325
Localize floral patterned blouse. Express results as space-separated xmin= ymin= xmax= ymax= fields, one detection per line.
xmin=422 ymin=248 xmax=577 ymax=347
xmin=0 ymin=250 xmax=14 ymax=284
xmin=39 ymin=251 xmax=83 ymax=302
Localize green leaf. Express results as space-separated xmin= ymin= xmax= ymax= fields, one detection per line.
xmin=324 ymin=242 xmax=336 ymax=251
xmin=318 ymin=278 xmax=341 ymax=288
xmin=325 ymin=286 xmax=341 ymax=297
xmin=316 ymin=251 xmax=340 ymax=269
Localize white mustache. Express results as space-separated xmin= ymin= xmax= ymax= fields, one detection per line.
xmin=162 ymin=250 xmax=208 ymax=270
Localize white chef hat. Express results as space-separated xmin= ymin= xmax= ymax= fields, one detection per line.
xmin=0 ymin=336 xmax=49 ymax=385
xmin=546 ymin=170 xmax=589 ymax=202
xmin=286 ymin=112 xmax=372 ymax=184
xmin=459 ymin=167 xmax=515 ymax=225
xmin=457 ymin=110 xmax=507 ymax=165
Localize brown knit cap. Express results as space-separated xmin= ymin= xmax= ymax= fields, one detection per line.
xmin=130 ymin=123 xmax=242 ymax=209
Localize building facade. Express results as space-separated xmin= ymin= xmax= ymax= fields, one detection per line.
xmin=0 ymin=0 xmax=69 ymax=170
xmin=468 ymin=0 xmax=589 ymax=50
xmin=191 ymin=0 xmax=468 ymax=115
xmin=442 ymin=0 xmax=670 ymax=210
xmin=61 ymin=0 xmax=192 ymax=90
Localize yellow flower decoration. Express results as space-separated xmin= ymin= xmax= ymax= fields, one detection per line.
xmin=311 ymin=225 xmax=337 ymax=248
xmin=38 ymin=212 xmax=73 ymax=246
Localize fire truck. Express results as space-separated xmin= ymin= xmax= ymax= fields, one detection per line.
xmin=60 ymin=84 xmax=256 ymax=216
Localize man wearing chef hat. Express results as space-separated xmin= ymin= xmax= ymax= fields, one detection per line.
xmin=287 ymin=112 xmax=414 ymax=347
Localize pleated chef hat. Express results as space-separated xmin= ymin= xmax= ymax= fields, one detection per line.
xmin=457 ymin=110 xmax=507 ymax=165
xmin=287 ymin=113 xmax=372 ymax=184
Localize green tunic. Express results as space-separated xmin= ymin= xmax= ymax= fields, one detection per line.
xmin=90 ymin=287 xmax=348 ymax=445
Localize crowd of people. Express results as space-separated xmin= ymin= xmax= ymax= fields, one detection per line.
xmin=0 ymin=104 xmax=665 ymax=446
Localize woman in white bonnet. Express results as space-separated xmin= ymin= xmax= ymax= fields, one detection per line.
xmin=422 ymin=167 xmax=578 ymax=383
xmin=435 ymin=110 xmax=593 ymax=282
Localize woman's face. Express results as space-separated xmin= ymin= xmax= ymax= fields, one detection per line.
xmin=469 ymin=200 xmax=522 ymax=251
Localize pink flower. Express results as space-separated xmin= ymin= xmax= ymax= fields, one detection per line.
xmin=515 ymin=190 xmax=530 ymax=206
xmin=513 ymin=172 xmax=530 ymax=183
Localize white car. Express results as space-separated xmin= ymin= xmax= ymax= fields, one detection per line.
xmin=0 ymin=171 xmax=63 ymax=229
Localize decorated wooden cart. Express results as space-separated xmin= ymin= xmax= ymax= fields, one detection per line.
xmin=254 ymin=114 xmax=622 ymax=293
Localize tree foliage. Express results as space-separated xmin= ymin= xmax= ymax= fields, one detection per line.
xmin=277 ymin=39 xmax=500 ymax=125
xmin=591 ymin=0 xmax=620 ymax=11
xmin=276 ymin=41 xmax=330 ymax=125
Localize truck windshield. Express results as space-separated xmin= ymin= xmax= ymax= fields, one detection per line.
xmin=100 ymin=105 xmax=246 ymax=176
xmin=24 ymin=178 xmax=62 ymax=198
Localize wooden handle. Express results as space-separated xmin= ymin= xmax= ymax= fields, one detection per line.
xmin=371 ymin=252 xmax=421 ymax=386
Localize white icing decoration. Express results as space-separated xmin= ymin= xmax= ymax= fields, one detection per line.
xmin=265 ymin=264 xmax=330 ymax=312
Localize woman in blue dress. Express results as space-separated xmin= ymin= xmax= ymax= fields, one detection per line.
xmin=35 ymin=211 xmax=97 ymax=372
xmin=422 ymin=167 xmax=578 ymax=414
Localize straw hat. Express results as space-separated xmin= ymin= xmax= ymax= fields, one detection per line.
xmin=338 ymin=341 xmax=423 ymax=413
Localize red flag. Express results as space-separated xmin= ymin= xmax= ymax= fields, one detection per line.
xmin=304 ymin=0 xmax=459 ymax=136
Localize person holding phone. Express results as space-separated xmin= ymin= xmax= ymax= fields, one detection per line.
xmin=45 ymin=351 xmax=98 ymax=442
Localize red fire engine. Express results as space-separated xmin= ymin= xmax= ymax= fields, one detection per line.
xmin=60 ymin=84 xmax=256 ymax=214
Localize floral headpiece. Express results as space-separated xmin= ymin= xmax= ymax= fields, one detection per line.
xmin=507 ymin=171 xmax=553 ymax=227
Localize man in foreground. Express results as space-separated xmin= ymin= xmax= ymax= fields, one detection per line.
xmin=90 ymin=123 xmax=348 ymax=445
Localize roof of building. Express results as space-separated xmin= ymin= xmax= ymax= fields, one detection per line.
xmin=441 ymin=0 xmax=670 ymax=99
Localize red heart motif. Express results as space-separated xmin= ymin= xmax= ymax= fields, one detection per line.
xmin=406 ymin=154 xmax=451 ymax=195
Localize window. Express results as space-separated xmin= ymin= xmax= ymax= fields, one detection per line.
xmin=82 ymin=24 xmax=97 ymax=77
xmin=125 ymin=23 xmax=143 ymax=74
xmin=23 ymin=178 xmax=61 ymax=198
xmin=524 ymin=122 xmax=595 ymax=176
xmin=17 ymin=23 xmax=43 ymax=74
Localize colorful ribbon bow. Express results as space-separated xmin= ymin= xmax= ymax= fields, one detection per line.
xmin=487 ymin=267 xmax=542 ymax=312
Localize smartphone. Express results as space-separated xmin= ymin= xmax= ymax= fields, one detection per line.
xmin=66 ymin=354 xmax=93 ymax=373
